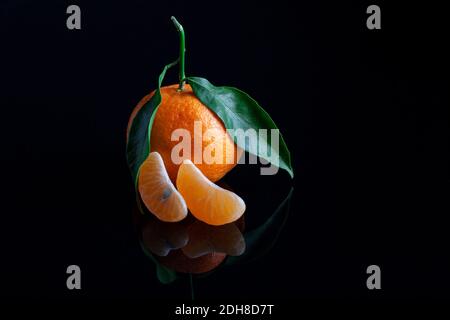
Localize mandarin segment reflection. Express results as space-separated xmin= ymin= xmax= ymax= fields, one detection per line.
xmin=182 ymin=220 xmax=245 ymax=259
xmin=134 ymin=187 xmax=292 ymax=283
xmin=141 ymin=217 xmax=189 ymax=257
xmin=137 ymin=210 xmax=245 ymax=275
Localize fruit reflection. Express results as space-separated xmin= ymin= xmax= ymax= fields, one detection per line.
xmin=141 ymin=217 xmax=189 ymax=257
xmin=139 ymin=212 xmax=245 ymax=274
xmin=157 ymin=250 xmax=227 ymax=274
xmin=182 ymin=221 xmax=245 ymax=258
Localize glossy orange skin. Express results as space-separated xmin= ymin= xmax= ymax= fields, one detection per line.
xmin=127 ymin=84 xmax=242 ymax=183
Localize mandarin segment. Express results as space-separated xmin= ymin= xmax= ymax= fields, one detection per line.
xmin=176 ymin=159 xmax=246 ymax=226
xmin=138 ymin=152 xmax=188 ymax=222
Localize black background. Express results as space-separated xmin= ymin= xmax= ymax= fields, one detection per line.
xmin=1 ymin=0 xmax=449 ymax=304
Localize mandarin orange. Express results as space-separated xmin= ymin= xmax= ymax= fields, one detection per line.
xmin=127 ymin=84 xmax=242 ymax=183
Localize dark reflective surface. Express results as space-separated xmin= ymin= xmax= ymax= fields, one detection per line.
xmin=2 ymin=0 xmax=448 ymax=301
xmin=134 ymin=187 xmax=292 ymax=282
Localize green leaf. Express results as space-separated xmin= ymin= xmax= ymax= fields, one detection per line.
xmin=126 ymin=59 xmax=179 ymax=187
xmin=187 ymin=77 xmax=294 ymax=178
xmin=225 ymin=187 xmax=293 ymax=266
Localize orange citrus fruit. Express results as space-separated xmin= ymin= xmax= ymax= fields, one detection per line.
xmin=138 ymin=152 xmax=187 ymax=222
xmin=176 ymin=159 xmax=246 ymax=225
xmin=127 ymin=83 xmax=243 ymax=183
